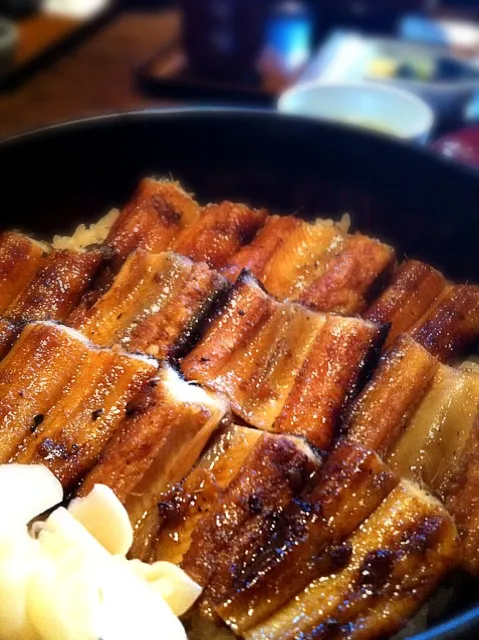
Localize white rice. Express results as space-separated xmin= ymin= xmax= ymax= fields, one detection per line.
xmin=460 ymin=355 xmax=479 ymax=373
xmin=52 ymin=208 xmax=119 ymax=251
xmin=185 ymin=615 xmax=235 ymax=640
xmin=314 ymin=213 xmax=351 ymax=234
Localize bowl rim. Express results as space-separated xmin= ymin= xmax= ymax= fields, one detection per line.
xmin=0 ymin=105 xmax=472 ymax=173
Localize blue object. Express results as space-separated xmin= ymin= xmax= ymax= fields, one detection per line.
xmin=465 ymin=89 xmax=479 ymax=122
xmin=266 ymin=1 xmax=313 ymax=69
xmin=398 ymin=14 xmax=450 ymax=47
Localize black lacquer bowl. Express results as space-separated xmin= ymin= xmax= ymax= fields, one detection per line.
xmin=0 ymin=108 xmax=479 ymax=639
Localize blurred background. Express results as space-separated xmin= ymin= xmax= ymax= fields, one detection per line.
xmin=0 ymin=0 xmax=479 ymax=161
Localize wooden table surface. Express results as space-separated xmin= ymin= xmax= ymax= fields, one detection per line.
xmin=1 ymin=6 xmax=476 ymax=140
xmin=0 ymin=8 xmax=181 ymax=139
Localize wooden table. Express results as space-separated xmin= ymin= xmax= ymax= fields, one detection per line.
xmin=0 ymin=8 xmax=181 ymax=139
xmin=1 ymin=5 xmax=476 ymax=140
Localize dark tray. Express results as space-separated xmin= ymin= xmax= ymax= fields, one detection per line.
xmin=134 ymin=38 xmax=305 ymax=106
xmin=134 ymin=6 xmax=315 ymax=106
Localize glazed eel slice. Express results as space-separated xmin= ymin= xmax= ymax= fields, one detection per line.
xmin=221 ymin=215 xmax=303 ymax=283
xmin=241 ymin=480 xmax=460 ymax=640
xmin=104 ymin=178 xmax=201 ymax=271
xmin=6 ymin=248 xmax=103 ymax=322
xmin=364 ymin=261 xmax=479 ymax=361
xmin=68 ymin=251 xmax=228 ymax=359
xmin=0 ymin=321 xmax=89 ymax=463
xmin=345 ymin=334 xmax=440 ymax=457
xmin=296 ymin=233 xmax=396 ymax=315
xmin=173 ymin=201 xmax=268 ymax=269
xmin=223 ymin=216 xmax=395 ymax=314
xmin=71 ymin=182 xmax=265 ymax=324
xmin=0 ymin=231 xmax=47 ymax=312
xmin=346 ymin=333 xmax=479 ymax=500
xmin=182 ymin=272 xmax=385 ymax=449
xmin=153 ymin=425 xmax=321 ymax=576
xmin=387 ymin=363 xmax=479 ymax=500
xmin=152 ymin=426 xmax=264 ymax=566
xmin=69 ymin=179 xmax=201 ymax=315
xmin=200 ymin=440 xmax=398 ymax=627
xmin=77 ymin=363 xmax=229 ymax=562
xmin=248 ymin=218 xmax=346 ymax=300
xmin=409 ymin=284 xmax=479 ymax=362
xmin=0 ymin=321 xmax=157 ymax=491
xmin=363 ymin=260 xmax=448 ymax=350
xmin=446 ymin=411 xmax=479 ymax=575
xmin=0 ymin=235 xmax=104 ymax=358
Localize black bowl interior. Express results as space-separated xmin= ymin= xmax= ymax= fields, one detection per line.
xmin=0 ymin=108 xmax=479 ymax=638
xmin=1 ymin=109 xmax=479 ymax=281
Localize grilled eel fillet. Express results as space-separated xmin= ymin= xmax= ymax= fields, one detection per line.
xmin=198 ymin=440 xmax=398 ymax=626
xmin=5 ymin=248 xmax=103 ymax=323
xmin=67 ymin=179 xmax=203 ymax=316
xmin=296 ymin=233 xmax=397 ymax=314
xmin=104 ymin=178 xmax=201 ymax=271
xmin=364 ymin=261 xmax=479 ymax=361
xmin=346 ymin=334 xmax=479 ymax=500
xmin=446 ymin=411 xmax=479 ymax=574
xmin=182 ymin=272 xmax=385 ymax=449
xmin=0 ymin=321 xmax=157 ymax=490
xmin=107 ymin=177 xmax=267 ymax=270
xmin=363 ymin=260 xmax=448 ymax=350
xmin=0 ymin=234 xmax=106 ymax=320
xmin=2 ymin=185 xmax=477 ymax=365
xmin=77 ymin=363 xmax=229 ymax=561
xmin=153 ymin=426 xmax=264 ymax=565
xmin=68 ymin=180 xmax=266 ymax=324
xmin=387 ymin=363 xmax=479 ymax=500
xmin=0 ymin=182 xmax=259 ymax=358
xmin=172 ymin=202 xmax=268 ymax=269
xmin=345 ymin=334 xmax=441 ymax=457
xmin=68 ymin=251 xmax=228 ymax=359
xmin=0 ymin=232 xmax=47 ymax=311
xmin=0 ymin=321 xmax=227 ymax=542
xmin=223 ymin=216 xmax=396 ymax=314
xmin=105 ymin=191 xmax=479 ymax=361
xmin=153 ymin=425 xmax=321 ymax=572
xmin=409 ymin=284 xmax=479 ymax=362
xmin=238 ymin=480 xmax=460 ymax=640
xmin=0 ymin=232 xmax=104 ymax=357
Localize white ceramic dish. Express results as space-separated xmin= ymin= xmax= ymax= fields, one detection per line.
xmin=296 ymin=34 xmax=479 ymax=121
xmin=278 ymin=80 xmax=435 ymax=143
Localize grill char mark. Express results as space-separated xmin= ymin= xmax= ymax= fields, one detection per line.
xmin=297 ymin=234 xmax=396 ymax=315
xmin=211 ymin=441 xmax=398 ymax=631
xmin=242 ymin=481 xmax=460 ymax=640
